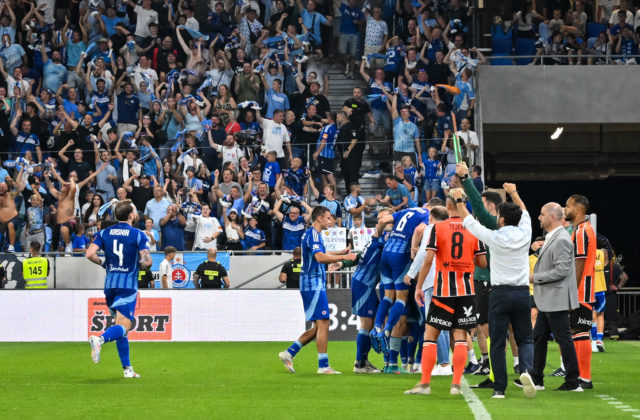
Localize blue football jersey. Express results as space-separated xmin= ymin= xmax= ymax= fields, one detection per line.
xmin=352 ymin=235 xmax=385 ymax=287
xmin=317 ymin=123 xmax=337 ymax=159
xmin=300 ymin=227 xmax=326 ymax=291
xmin=93 ymin=222 xmax=150 ymax=290
xmin=283 ymin=167 xmax=308 ymax=196
xmin=384 ymin=208 xmax=429 ymax=254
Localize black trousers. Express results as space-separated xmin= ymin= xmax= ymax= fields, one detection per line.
xmin=340 ymin=142 xmax=365 ymax=195
xmin=488 ymin=286 xmax=534 ymax=392
xmin=604 ymin=293 xmax=619 ymax=336
xmin=532 ymin=310 xmax=580 ymax=387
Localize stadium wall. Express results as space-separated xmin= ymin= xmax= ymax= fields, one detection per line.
xmin=478 ymin=66 xmax=640 ymax=124
xmin=0 ymin=290 xmax=358 ymax=342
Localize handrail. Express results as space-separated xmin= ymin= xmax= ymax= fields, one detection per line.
xmin=232 ymin=257 xmax=291 ymax=289
xmin=482 ymin=53 xmax=640 ymax=60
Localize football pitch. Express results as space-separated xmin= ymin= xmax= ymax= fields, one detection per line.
xmin=2 ymin=340 xmax=639 ymax=419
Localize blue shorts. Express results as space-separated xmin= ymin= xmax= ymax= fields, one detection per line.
xmin=104 ymin=288 xmax=138 ymax=322
xmin=594 ymin=291 xmax=606 ymax=313
xmin=424 ymin=178 xmax=440 ymax=191
xmin=380 ymin=251 xmax=412 ymax=291
xmin=300 ymin=289 xmax=330 ymax=322
xmin=351 ymin=280 xmax=379 ymax=318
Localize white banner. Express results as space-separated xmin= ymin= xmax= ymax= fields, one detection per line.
xmin=0 ymin=290 xmax=305 ymax=342
xmin=321 ymin=228 xmax=347 ymax=252
xmin=350 ymin=228 xmax=376 ymax=252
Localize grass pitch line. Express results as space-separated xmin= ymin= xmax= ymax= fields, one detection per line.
xmin=461 ymin=377 xmax=491 ymax=420
xmin=595 ymin=394 xmax=640 ymax=418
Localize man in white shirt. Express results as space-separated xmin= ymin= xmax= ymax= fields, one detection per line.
xmin=159 ymin=246 xmax=176 ymax=288
xmin=452 ymin=184 xmax=536 ymax=399
xmin=256 ymin=108 xmax=293 ymax=168
xmin=456 ymin=118 xmax=479 ymax=166
xmin=192 ymin=204 xmax=222 ymax=250
xmin=126 ymin=0 xmax=158 ymax=40
xmin=132 ymin=56 xmax=159 ymax=90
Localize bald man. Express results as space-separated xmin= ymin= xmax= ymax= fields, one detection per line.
xmin=193 ymin=249 xmax=229 ymax=288
xmin=529 ymin=202 xmax=581 ymax=392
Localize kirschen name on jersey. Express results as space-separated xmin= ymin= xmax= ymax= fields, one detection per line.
xmin=109 ymin=229 xmax=131 ymax=236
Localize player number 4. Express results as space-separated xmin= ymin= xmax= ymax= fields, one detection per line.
xmin=113 ymin=240 xmax=124 ymax=266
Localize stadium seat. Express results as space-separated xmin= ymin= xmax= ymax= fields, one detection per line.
xmin=586 ymin=23 xmax=606 ymax=39
xmin=515 ymin=37 xmax=537 ymax=65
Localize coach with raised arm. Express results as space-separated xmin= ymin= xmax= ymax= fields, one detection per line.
xmin=451 ymin=184 xmax=536 ymax=399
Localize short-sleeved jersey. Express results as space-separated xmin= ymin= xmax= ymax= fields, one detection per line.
xmin=93 ymin=222 xmax=150 ymax=290
xmin=300 ymin=227 xmax=326 ymax=291
xmin=195 ymin=261 xmax=228 ymax=289
xmin=317 ymin=123 xmax=337 ymax=159
xmin=383 ymin=208 xmax=429 ymax=254
xmin=594 ymin=249 xmax=606 ymax=293
xmin=283 ymin=167 xmax=308 ymax=196
xmin=572 ymin=221 xmax=597 ymax=303
xmin=352 ymin=234 xmax=385 ymax=287
xmin=427 ymin=217 xmax=486 ymax=297
xmin=282 ymin=215 xmax=306 ymax=251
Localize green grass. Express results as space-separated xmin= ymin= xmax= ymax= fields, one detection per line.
xmin=1 ymin=340 xmax=639 ymax=419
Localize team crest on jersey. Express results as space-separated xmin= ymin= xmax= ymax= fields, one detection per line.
xmin=171 ymin=263 xmax=191 ymax=288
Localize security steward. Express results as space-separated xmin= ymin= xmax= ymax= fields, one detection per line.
xmin=23 ymin=241 xmax=50 ymax=289
xmin=193 ymin=249 xmax=229 ymax=288
xmin=138 ymin=263 xmax=155 ymax=288
xmin=279 ymin=246 xmax=302 ymax=288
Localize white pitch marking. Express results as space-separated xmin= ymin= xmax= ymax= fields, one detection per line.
xmin=461 ymin=377 xmax=491 ymax=420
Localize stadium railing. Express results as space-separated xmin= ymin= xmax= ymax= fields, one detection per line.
xmin=617 ymin=287 xmax=640 ymax=323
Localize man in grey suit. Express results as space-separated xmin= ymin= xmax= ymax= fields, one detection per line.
xmin=529 ymin=202 xmax=582 ymax=392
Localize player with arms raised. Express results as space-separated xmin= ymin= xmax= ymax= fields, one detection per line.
xmin=86 ymin=201 xmax=152 ymax=378
xmin=279 ymin=206 xmax=356 ymax=374
xmin=406 ymin=189 xmax=487 ymax=395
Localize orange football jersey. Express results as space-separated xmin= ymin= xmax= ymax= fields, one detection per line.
xmin=572 ymin=220 xmax=597 ymax=303
xmin=427 ymin=217 xmax=486 ymax=297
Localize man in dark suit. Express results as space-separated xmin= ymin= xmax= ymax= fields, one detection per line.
xmin=529 ymin=202 xmax=582 ymax=392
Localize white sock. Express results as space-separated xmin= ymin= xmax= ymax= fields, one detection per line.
xmin=513 ymin=356 xmax=519 ymax=366
xmin=560 ymin=357 xmax=565 ymax=370
xmin=468 ymin=350 xmax=478 ymax=364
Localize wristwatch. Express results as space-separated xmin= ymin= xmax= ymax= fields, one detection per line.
xmin=456 ymin=198 xmax=464 ymax=203
xmin=456 ymin=173 xmax=469 ymax=180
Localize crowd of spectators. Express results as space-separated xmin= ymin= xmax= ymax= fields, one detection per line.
xmin=492 ymin=0 xmax=640 ymax=64
xmin=0 ymin=0 xmax=486 ymax=254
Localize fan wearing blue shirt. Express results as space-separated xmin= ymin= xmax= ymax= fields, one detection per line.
xmin=41 ymin=47 xmax=67 ymax=93
xmin=274 ymin=199 xmax=312 ymax=251
xmin=297 ymin=0 xmax=332 ymax=46
xmin=452 ymin=68 xmax=475 ymax=125
xmin=376 ymin=175 xmax=417 ymax=210
xmin=261 ymin=77 xmax=289 ymax=119
xmin=312 ymin=112 xmax=338 ymax=194
xmin=278 ymin=206 xmax=356 ymax=374
xmin=86 ymin=201 xmax=152 ymax=379
xmin=338 ymin=0 xmax=364 ymax=77
xmin=242 ymin=217 xmax=266 ymax=250
xmin=262 ymin=151 xmax=281 ymax=189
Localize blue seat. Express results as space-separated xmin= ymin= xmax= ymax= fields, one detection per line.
xmin=515 ymin=37 xmax=537 ymax=65
xmin=586 ymin=23 xmax=606 ymax=39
